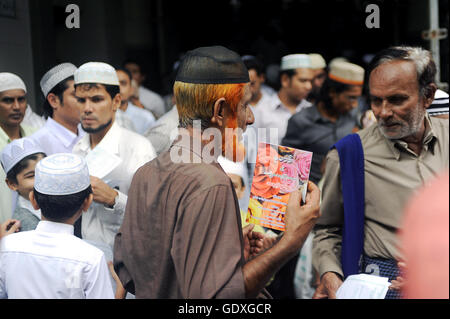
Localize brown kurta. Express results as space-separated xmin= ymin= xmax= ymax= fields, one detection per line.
xmin=113 ymin=139 xmax=246 ymax=298
xmin=313 ymin=115 xmax=449 ymax=278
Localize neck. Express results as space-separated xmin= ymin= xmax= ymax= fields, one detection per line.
xmin=119 ymin=101 xmax=129 ymax=112
xmin=175 ymin=125 xmax=221 ymax=163
xmin=317 ymin=102 xmax=338 ymax=123
xmin=0 ymin=123 xmax=21 ymax=140
xmin=89 ymin=121 xmax=113 ymax=149
xmin=401 ymin=120 xmax=427 ymax=155
xmin=278 ymin=91 xmax=299 ymax=113
xmin=52 ymin=115 xmax=78 ymax=135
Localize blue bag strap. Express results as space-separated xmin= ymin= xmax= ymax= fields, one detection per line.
xmin=332 ymin=133 xmax=365 ymax=279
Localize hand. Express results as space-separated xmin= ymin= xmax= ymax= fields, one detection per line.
xmin=389 ymin=261 xmax=406 ymax=291
xmin=90 ymin=176 xmax=118 ymax=207
xmin=313 ymin=272 xmax=343 ymax=299
xmin=108 ymin=261 xmax=127 ymax=299
xmin=283 ymin=181 xmax=321 ymax=250
xmin=243 ymin=224 xmax=262 ymax=261
xmin=0 ymin=219 xmax=21 ymax=239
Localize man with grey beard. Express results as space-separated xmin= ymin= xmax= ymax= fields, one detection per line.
xmin=312 ymin=46 xmax=449 ymax=299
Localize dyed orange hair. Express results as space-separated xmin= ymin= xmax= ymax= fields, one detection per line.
xmin=174 ymin=81 xmax=246 ymax=129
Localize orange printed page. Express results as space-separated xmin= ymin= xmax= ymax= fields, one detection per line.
xmin=246 ymin=142 xmax=312 ymax=231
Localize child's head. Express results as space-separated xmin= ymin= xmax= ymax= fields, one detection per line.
xmin=1 ymin=138 xmax=46 ymax=200
xmin=30 ymin=153 xmax=93 ymax=224
xmin=218 ymin=156 xmax=246 ymax=199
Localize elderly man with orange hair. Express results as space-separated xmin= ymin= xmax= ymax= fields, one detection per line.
xmin=113 ymin=46 xmax=321 ymax=299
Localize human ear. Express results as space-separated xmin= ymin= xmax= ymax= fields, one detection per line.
xmin=82 ymin=194 xmax=94 ymax=213
xmin=5 ymin=178 xmax=18 ymax=192
xmin=112 ymin=93 xmax=122 ymax=112
xmin=211 ymin=97 xmax=226 ymax=127
xmin=423 ymin=83 xmax=437 ymax=109
xmin=29 ymin=191 xmax=40 ymax=211
xmin=47 ymin=93 xmax=61 ymax=111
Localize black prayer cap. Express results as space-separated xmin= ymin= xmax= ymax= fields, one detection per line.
xmin=175 ymin=46 xmax=250 ymax=84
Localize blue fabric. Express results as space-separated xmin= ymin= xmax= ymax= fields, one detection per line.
xmin=361 ymin=255 xmax=402 ymax=299
xmin=332 ymin=134 xmax=365 ymax=279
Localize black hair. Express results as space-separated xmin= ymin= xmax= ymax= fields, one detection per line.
xmin=316 ymin=77 xmax=353 ymax=110
xmin=115 ymin=67 xmax=133 ymax=82
xmin=243 ymin=57 xmax=264 ymax=76
xmin=74 ymin=83 xmax=120 ymax=100
xmin=122 ymin=58 xmax=146 ymax=75
xmin=42 ymin=76 xmax=74 ymax=119
xmin=6 ymin=153 xmax=46 ymax=184
xmin=367 ymin=46 xmax=436 ymax=99
xmin=33 ymin=186 xmax=92 ymax=222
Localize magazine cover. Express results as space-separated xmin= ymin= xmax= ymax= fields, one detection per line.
xmin=246 ymin=142 xmax=313 ymax=231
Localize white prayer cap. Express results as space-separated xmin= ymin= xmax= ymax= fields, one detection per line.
xmin=309 ymin=53 xmax=327 ymax=69
xmin=34 ymin=153 xmax=90 ymax=196
xmin=328 ymin=61 xmax=365 ymax=86
xmin=218 ymin=156 xmax=246 ymax=181
xmin=1 ymin=138 xmax=45 ymax=175
xmin=74 ymin=62 xmax=119 ymax=86
xmin=40 ymin=63 xmax=77 ymax=97
xmin=328 ymin=57 xmax=349 ymax=69
xmin=0 ymin=72 xmax=27 ymax=94
xmin=280 ymin=54 xmax=311 ymax=71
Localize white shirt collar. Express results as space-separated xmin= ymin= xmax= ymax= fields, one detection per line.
xmin=35 ymin=220 xmax=74 ymax=235
xmin=45 ymin=117 xmax=81 ymax=148
xmin=272 ymin=93 xmax=305 ymax=113
xmin=76 ymin=120 xmax=121 ymax=155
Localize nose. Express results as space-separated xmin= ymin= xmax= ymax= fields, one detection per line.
xmin=378 ymin=100 xmax=393 ymax=119
xmin=82 ymin=100 xmax=93 ymax=114
xmin=12 ymin=98 xmax=21 ymax=110
xmin=247 ymin=106 xmax=255 ymax=126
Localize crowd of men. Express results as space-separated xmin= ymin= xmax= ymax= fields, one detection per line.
xmin=0 ymin=44 xmax=448 ymax=299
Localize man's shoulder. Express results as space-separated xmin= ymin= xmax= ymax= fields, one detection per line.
xmin=430 ymin=116 xmax=450 ymax=134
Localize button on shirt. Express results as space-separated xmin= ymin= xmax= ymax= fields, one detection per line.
xmin=72 ymin=121 xmax=156 ymax=248
xmin=282 ymin=105 xmax=359 ymax=184
xmin=0 ymin=221 xmax=114 ymax=299
xmin=254 ymin=94 xmax=312 ymax=144
xmin=312 ymin=115 xmax=449 ymax=279
xmin=28 ymin=117 xmax=85 ymax=155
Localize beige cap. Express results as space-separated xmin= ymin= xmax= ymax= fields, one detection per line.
xmin=74 ymin=62 xmax=119 ymax=86
xmin=328 ymin=61 xmax=364 ymax=86
xmin=280 ymin=54 xmax=311 ymax=71
xmin=309 ymin=53 xmax=326 ymax=69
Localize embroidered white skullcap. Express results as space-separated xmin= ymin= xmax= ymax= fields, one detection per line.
xmin=218 ymin=156 xmax=246 ymax=180
xmin=0 ymin=138 xmax=45 ymax=174
xmin=40 ymin=63 xmax=77 ymax=97
xmin=328 ymin=61 xmax=365 ymax=86
xmin=74 ymin=62 xmax=119 ymax=86
xmin=0 ymin=72 xmax=27 ymax=93
xmin=309 ymin=53 xmax=327 ymax=70
xmin=280 ymin=54 xmax=311 ymax=71
xmin=34 ymin=153 xmax=90 ymax=195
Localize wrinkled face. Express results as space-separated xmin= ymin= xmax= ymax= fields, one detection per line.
xmin=330 ymin=85 xmax=362 ymax=114
xmin=54 ymin=80 xmax=81 ymax=127
xmin=222 ymin=84 xmax=254 ymax=162
xmin=117 ymin=70 xmax=133 ymax=104
xmin=369 ymin=60 xmax=427 ymax=140
xmin=75 ymin=84 xmax=119 ymax=134
xmin=283 ymin=68 xmax=314 ymax=104
xmin=248 ymin=69 xmax=264 ymax=101
xmin=7 ymin=154 xmax=45 ymax=199
xmin=124 ymin=62 xmax=145 ymax=86
xmin=0 ymin=89 xmax=27 ymax=128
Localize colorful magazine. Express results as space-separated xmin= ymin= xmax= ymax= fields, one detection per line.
xmin=246 ymin=142 xmax=313 ymax=232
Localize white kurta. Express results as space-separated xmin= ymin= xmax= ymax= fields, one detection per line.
xmin=0 ymin=221 xmax=114 ymax=299
xmin=138 ymin=86 xmax=166 ymax=118
xmin=28 ymin=117 xmax=85 ymax=155
xmin=72 ymin=121 xmax=156 ymax=248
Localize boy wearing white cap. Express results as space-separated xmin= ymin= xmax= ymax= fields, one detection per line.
xmin=0 ymin=153 xmax=114 ymax=299
xmin=0 ymin=73 xmax=39 ymax=223
xmin=72 ymin=62 xmax=156 ymax=248
xmin=254 ymin=54 xmax=314 ymax=144
xmin=29 ymin=63 xmax=85 ymax=155
xmin=1 ymin=138 xmax=46 ymax=231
